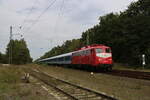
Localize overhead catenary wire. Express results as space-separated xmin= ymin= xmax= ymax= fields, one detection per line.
xmin=17 ymin=0 xmax=39 ymax=41
xmin=24 ymin=0 xmax=57 ymax=33
xmin=21 ymin=0 xmax=39 ymax=27
xmin=46 ymin=0 xmax=66 ymax=50
xmin=53 ymin=0 xmax=65 ymax=40
xmin=38 ymin=0 xmax=66 ymax=53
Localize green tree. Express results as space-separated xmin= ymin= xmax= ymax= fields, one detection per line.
xmin=0 ymin=52 xmax=7 ymax=64
xmin=6 ymin=39 xmax=32 ymax=64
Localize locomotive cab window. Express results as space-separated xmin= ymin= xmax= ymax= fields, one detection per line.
xmin=95 ymin=48 xmax=103 ymax=53
xmin=105 ymin=48 xmax=111 ymax=53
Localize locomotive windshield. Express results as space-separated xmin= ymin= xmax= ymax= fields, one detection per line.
xmin=96 ymin=48 xmax=112 ymax=58
xmin=95 ymin=48 xmax=103 ymax=53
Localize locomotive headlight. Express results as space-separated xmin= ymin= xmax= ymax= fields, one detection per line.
xmin=99 ymin=58 xmax=102 ymax=61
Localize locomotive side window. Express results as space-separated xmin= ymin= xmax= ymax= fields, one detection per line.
xmin=105 ymin=48 xmax=111 ymax=53
xmin=86 ymin=50 xmax=90 ymax=55
xmin=95 ymin=48 xmax=103 ymax=53
xmin=73 ymin=50 xmax=91 ymax=56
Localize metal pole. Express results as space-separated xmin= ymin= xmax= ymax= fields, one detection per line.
xmin=9 ymin=26 xmax=23 ymax=64
xmin=9 ymin=26 xmax=12 ymax=64
xmin=86 ymin=32 xmax=89 ymax=45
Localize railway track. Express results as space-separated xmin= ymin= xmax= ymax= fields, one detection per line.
xmin=27 ymin=68 xmax=118 ymax=100
xmin=106 ymin=69 xmax=150 ymax=80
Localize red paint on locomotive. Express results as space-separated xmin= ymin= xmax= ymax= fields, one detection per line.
xmin=72 ymin=44 xmax=113 ymax=68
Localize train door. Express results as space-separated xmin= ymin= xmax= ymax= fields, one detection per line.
xmin=90 ymin=49 xmax=95 ymax=65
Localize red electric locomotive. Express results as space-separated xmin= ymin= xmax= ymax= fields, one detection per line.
xmin=72 ymin=44 xmax=113 ymax=71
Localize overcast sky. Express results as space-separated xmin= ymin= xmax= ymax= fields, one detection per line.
xmin=0 ymin=0 xmax=137 ymax=60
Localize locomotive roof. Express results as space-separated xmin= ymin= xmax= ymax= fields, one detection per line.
xmin=75 ymin=44 xmax=110 ymax=52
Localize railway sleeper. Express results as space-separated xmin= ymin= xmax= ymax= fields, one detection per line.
xmin=72 ymin=94 xmax=97 ymax=98
xmin=72 ymin=91 xmax=93 ymax=95
xmin=79 ymin=96 xmax=102 ymax=100
xmin=72 ymin=93 xmax=90 ymax=97
xmin=77 ymin=94 xmax=97 ymax=98
xmin=57 ymin=86 xmax=79 ymax=92
xmin=73 ymin=91 xmax=92 ymax=95
xmin=57 ymin=85 xmax=73 ymax=89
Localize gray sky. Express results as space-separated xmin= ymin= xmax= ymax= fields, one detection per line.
xmin=0 ymin=0 xmax=137 ymax=59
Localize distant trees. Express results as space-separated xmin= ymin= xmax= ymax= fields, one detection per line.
xmin=0 ymin=39 xmax=32 ymax=64
xmin=0 ymin=52 xmax=7 ymax=64
xmin=40 ymin=39 xmax=81 ymax=59
xmin=39 ymin=0 xmax=150 ymax=68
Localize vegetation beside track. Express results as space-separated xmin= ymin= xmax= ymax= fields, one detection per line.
xmin=0 ymin=65 xmax=56 ymax=100
xmin=113 ymin=63 xmax=150 ymax=72
xmin=0 ymin=65 xmax=22 ymax=95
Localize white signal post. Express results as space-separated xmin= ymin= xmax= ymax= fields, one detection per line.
xmin=142 ymin=54 xmax=146 ymax=69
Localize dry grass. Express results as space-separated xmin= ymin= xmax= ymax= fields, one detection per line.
xmin=0 ymin=65 xmax=22 ymax=94
xmin=0 ymin=65 xmax=57 ymax=100
xmin=113 ymin=63 xmax=150 ymax=72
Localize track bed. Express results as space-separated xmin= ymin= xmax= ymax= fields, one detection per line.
xmin=28 ymin=64 xmax=150 ymax=100
xmin=27 ymin=68 xmax=117 ymax=100
xmin=106 ymin=69 xmax=150 ymax=80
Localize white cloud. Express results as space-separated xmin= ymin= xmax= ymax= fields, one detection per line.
xmin=0 ymin=0 xmax=137 ymax=59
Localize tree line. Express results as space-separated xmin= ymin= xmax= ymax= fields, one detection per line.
xmin=39 ymin=0 xmax=150 ymax=68
xmin=0 ymin=39 xmax=32 ymax=64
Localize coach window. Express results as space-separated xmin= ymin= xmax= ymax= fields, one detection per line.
xmin=83 ymin=51 xmax=85 ymax=55
xmin=77 ymin=53 xmax=79 ymax=56
xmin=80 ymin=52 xmax=82 ymax=56
xmin=80 ymin=51 xmax=83 ymax=56
xmin=68 ymin=56 xmax=71 ymax=61
xmin=79 ymin=52 xmax=81 ymax=56
xmin=82 ymin=51 xmax=84 ymax=55
xmin=85 ymin=50 xmax=87 ymax=55
xmin=87 ymin=50 xmax=90 ymax=55
xmin=86 ymin=50 xmax=88 ymax=55
xmin=83 ymin=51 xmax=86 ymax=55
xmin=85 ymin=51 xmax=87 ymax=55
